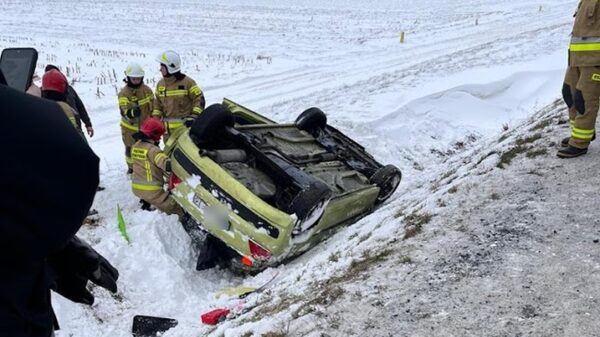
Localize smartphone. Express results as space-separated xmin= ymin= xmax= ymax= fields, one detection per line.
xmin=0 ymin=48 xmax=38 ymax=92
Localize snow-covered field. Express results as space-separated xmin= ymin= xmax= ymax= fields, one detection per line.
xmin=0 ymin=0 xmax=583 ymax=336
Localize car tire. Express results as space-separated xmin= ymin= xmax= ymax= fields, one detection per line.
xmin=288 ymin=182 xmax=332 ymax=234
xmin=370 ymin=165 xmax=401 ymax=204
xmin=190 ymin=103 xmax=235 ymax=147
xmin=295 ymin=107 xmax=327 ymax=133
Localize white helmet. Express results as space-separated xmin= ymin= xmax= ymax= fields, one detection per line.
xmin=156 ymin=50 xmax=181 ymax=74
xmin=125 ymin=63 xmax=145 ymax=78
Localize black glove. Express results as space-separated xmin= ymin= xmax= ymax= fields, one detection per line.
xmin=165 ymin=159 xmax=172 ymax=172
xmin=184 ymin=115 xmax=197 ymax=127
xmin=48 ymin=236 xmax=119 ymax=305
xmin=126 ymin=106 xmax=141 ymax=119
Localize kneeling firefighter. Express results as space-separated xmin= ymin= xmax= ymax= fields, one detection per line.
xmin=130 ymin=117 xmax=184 ymax=216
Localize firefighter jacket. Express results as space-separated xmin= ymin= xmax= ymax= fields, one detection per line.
xmin=57 ymin=101 xmax=85 ymax=139
xmin=570 ymin=0 xmax=600 ymax=66
xmin=152 ymin=74 xmax=205 ymax=130
xmin=118 ymin=84 xmax=154 ymax=131
xmin=131 ymin=139 xmax=169 ymax=192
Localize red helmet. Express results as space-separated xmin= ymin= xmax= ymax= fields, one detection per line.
xmin=42 ymin=69 xmax=67 ymax=93
xmin=141 ymin=117 xmax=166 ymax=141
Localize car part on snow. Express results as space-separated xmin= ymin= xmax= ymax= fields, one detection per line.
xmin=295 ymin=107 xmax=327 ymax=133
xmin=238 ymin=271 xmax=279 ymax=299
xmin=190 ymin=103 xmax=235 ymax=147
xmin=201 ymin=308 xmax=230 ymax=325
xmin=132 ymin=315 xmax=178 ymax=337
xmin=369 ymin=164 xmax=402 ymax=203
xmin=203 ymin=271 xmax=279 ymax=325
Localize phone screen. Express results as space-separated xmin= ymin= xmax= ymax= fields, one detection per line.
xmin=0 ymin=48 xmax=38 ymax=92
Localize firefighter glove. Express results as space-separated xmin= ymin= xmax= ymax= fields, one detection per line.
xmin=126 ymin=106 xmax=142 ymax=119
xmin=184 ymin=115 xmax=197 ymax=127
xmin=48 ymin=236 xmax=119 ymax=305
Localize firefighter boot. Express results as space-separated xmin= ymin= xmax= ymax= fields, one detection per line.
xmin=139 ymin=199 xmax=154 ymax=211
xmin=557 ymin=145 xmax=588 ymax=158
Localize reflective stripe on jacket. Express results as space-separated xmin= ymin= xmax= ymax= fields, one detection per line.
xmin=152 ymin=75 xmax=205 ymax=118
xmin=570 ymin=0 xmax=600 ymax=66
xmin=131 ymin=140 xmax=169 ymax=192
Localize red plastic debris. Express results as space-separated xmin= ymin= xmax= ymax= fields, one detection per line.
xmin=201 ymin=308 xmax=230 ymax=325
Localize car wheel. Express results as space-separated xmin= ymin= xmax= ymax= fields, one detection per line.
xmin=370 ymin=165 xmax=401 ymax=204
xmin=190 ymin=103 xmax=235 ymax=147
xmin=295 ymin=107 xmax=327 ymax=133
xmin=288 ymin=182 xmax=332 ymax=234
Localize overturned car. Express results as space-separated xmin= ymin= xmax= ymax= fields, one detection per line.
xmin=164 ymin=99 xmax=401 ymax=273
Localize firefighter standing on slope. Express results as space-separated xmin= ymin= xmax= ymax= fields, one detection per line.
xmin=118 ymin=63 xmax=154 ymax=174
xmin=558 ymin=0 xmax=600 ymax=158
xmin=152 ymin=50 xmax=205 ymax=142
xmin=130 ymin=117 xmax=183 ymax=216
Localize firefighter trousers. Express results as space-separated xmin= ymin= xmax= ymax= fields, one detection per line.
xmin=563 ymin=66 xmax=600 ymax=149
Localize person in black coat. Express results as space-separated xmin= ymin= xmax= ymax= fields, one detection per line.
xmin=0 ymin=69 xmax=118 ymax=337
xmin=44 ymin=64 xmax=94 ymax=138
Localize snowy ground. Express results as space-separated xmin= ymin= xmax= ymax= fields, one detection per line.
xmin=0 ymin=0 xmax=590 ymax=336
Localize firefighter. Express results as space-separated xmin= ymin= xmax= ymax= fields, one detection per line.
xmin=558 ymin=1 xmax=600 ymax=158
xmin=44 ymin=65 xmax=94 ymax=138
xmin=118 ymin=63 xmax=154 ymax=174
xmin=152 ymin=50 xmax=205 ymax=142
xmin=131 ymin=117 xmax=183 ymax=216
xmin=41 ymin=69 xmax=85 ymax=139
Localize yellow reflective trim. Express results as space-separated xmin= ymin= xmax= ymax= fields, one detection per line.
xmin=572 ymin=126 xmax=594 ymax=134
xmin=139 ymin=96 xmax=152 ymax=105
xmin=593 ymin=74 xmax=600 ymax=82
xmin=120 ymin=120 xmax=139 ymax=131
xmin=166 ymin=122 xmax=184 ymax=129
xmin=165 ymin=89 xmax=188 ymax=97
xmin=192 ymin=107 xmax=202 ymax=113
xmin=152 ymin=110 xmax=162 ymax=116
xmin=132 ymin=183 xmax=162 ymax=191
xmin=190 ymin=85 xmax=201 ymax=95
xmin=570 ymin=43 xmax=600 ymax=52
xmin=154 ymin=153 xmax=167 ymax=162
xmin=572 ymin=127 xmax=595 ymax=140
xmin=145 ymin=161 xmax=152 ymax=181
xmin=131 ymin=148 xmax=148 ymax=160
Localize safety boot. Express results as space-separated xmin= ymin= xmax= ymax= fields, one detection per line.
xmin=139 ymin=199 xmax=154 ymax=211
xmin=557 ymin=145 xmax=588 ymax=158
